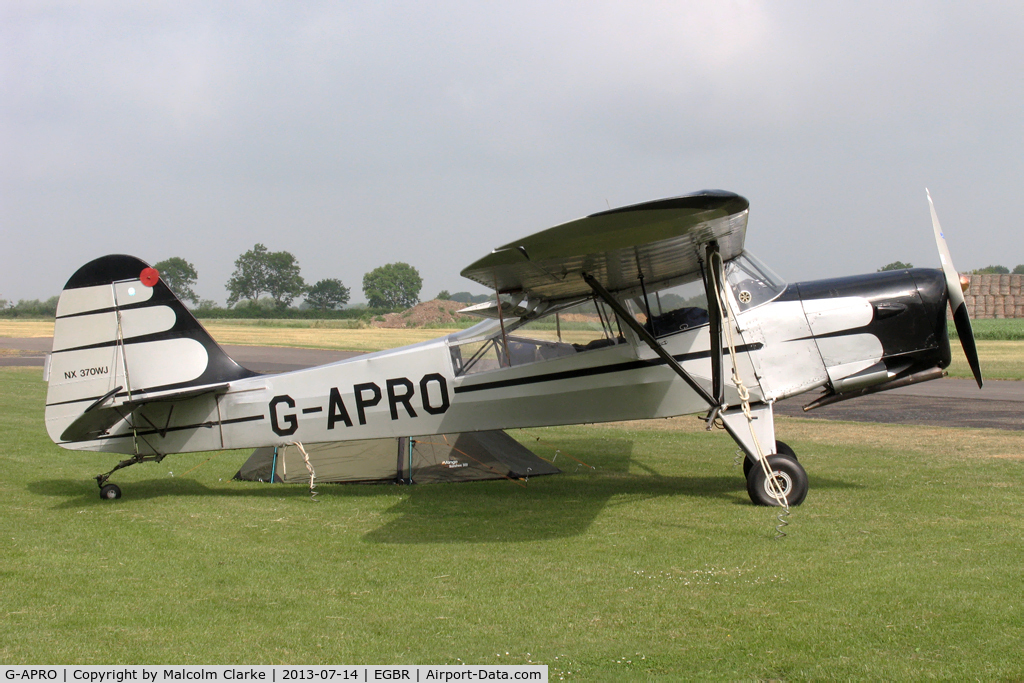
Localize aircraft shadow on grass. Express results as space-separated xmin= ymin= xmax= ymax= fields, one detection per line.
xmin=28 ymin=437 xmax=859 ymax=543
xmin=362 ymin=438 xmax=861 ymax=544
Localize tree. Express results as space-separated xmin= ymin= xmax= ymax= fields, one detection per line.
xmin=363 ymin=262 xmax=422 ymax=309
xmin=153 ymin=257 xmax=199 ymax=305
xmin=436 ymin=290 xmax=451 ymax=300
xmin=448 ymin=292 xmax=491 ymax=304
xmin=226 ymin=244 xmax=306 ymax=308
xmin=878 ymin=261 xmax=913 ymax=272
xmin=972 ymin=265 xmax=1010 ymax=274
xmin=226 ymin=244 xmax=270 ymax=306
xmin=1013 ymin=265 xmax=1024 ymax=275
xmin=195 ymin=299 xmax=219 ymax=311
xmin=264 ymin=250 xmax=306 ymax=308
xmin=305 ymin=278 xmax=351 ymax=311
xmin=4 ymin=297 xmax=58 ymax=317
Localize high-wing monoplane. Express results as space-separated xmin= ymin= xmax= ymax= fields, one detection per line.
xmin=44 ymin=190 xmax=982 ymax=505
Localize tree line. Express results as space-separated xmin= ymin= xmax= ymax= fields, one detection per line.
xmin=0 ymin=244 xmax=450 ymax=318
xmin=878 ymin=261 xmax=1024 ymax=274
xmin=159 ymin=244 xmax=425 ymax=313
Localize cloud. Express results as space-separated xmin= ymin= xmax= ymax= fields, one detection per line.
xmin=2 ymin=2 xmax=1023 ymax=303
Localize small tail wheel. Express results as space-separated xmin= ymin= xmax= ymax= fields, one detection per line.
xmin=99 ymin=483 xmax=122 ymax=500
xmin=743 ymin=440 xmax=797 ymax=478
xmin=746 ymin=452 xmax=808 ymax=506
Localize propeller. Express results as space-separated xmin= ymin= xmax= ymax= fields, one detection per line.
xmin=927 ymin=189 xmax=983 ymax=388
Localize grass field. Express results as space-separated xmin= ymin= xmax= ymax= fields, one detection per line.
xmin=2 ymin=366 xmax=1023 ymax=677
xmin=950 ymin=317 xmax=1024 ymax=340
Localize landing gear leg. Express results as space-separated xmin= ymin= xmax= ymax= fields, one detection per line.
xmin=95 ymin=452 xmax=166 ymax=500
xmin=719 ymin=403 xmax=810 ymax=506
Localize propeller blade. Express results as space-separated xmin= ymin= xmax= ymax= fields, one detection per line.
xmin=927 ymin=189 xmax=982 ymax=388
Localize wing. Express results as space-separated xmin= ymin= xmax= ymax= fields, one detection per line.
xmin=460 ymin=190 xmax=749 ymax=300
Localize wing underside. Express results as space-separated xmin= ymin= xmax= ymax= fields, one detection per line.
xmin=460 ymin=190 xmax=749 ymax=300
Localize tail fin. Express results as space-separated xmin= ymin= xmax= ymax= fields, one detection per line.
xmin=45 ymin=255 xmax=257 ymax=445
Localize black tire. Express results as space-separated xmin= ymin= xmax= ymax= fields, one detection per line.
xmin=746 ymin=453 xmax=808 ymax=506
xmin=775 ymin=440 xmax=796 ymax=458
xmin=743 ymin=440 xmax=798 ymax=478
xmin=100 ymin=484 xmax=121 ymax=500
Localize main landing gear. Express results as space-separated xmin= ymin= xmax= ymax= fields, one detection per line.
xmin=744 ymin=440 xmax=808 ymax=507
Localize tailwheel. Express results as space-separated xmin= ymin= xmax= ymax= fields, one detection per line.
xmin=743 ymin=440 xmax=797 ymax=478
xmin=99 ymin=484 xmax=122 ymax=500
xmin=746 ymin=452 xmax=808 ymax=507
xmin=94 ymin=452 xmax=166 ymax=500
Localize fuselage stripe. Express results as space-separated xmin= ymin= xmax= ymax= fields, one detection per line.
xmin=453 ymin=343 xmax=762 ymax=394
xmin=57 ymin=413 xmax=265 ymax=445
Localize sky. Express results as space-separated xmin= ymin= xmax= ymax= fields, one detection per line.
xmin=2 ymin=1 xmax=1022 ymax=305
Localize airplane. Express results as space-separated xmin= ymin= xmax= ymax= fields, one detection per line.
xmin=43 ymin=189 xmax=982 ymax=506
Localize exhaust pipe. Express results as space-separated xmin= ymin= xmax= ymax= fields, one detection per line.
xmin=802 ymin=366 xmax=946 ymax=412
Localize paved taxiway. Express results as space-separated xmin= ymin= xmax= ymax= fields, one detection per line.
xmin=4 ymin=337 xmax=1020 ymax=430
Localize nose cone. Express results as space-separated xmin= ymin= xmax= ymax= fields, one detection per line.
xmin=796 ymin=268 xmax=951 ymax=378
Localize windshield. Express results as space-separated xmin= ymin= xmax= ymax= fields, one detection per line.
xmin=724 ymin=251 xmax=786 ymax=312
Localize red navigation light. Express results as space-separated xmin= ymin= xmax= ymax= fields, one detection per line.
xmin=140 ymin=267 xmax=160 ymax=287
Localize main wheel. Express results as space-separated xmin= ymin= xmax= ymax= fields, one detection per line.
xmin=775 ymin=440 xmax=796 ymax=458
xmin=746 ymin=453 xmax=808 ymax=506
xmin=99 ymin=483 xmax=121 ymax=500
xmin=743 ymin=440 xmax=798 ymax=478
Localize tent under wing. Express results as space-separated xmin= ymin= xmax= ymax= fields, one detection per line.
xmin=233 ymin=430 xmax=560 ymax=485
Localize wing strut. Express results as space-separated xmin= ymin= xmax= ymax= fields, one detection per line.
xmin=581 ymin=272 xmax=717 ymax=408
xmin=702 ymin=241 xmax=726 ymax=407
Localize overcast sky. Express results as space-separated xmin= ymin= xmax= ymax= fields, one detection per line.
xmin=3 ymin=1 xmax=1022 ymax=305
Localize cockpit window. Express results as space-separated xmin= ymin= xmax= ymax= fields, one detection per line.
xmin=724 ymin=252 xmax=787 ymax=312
xmin=625 ymin=274 xmax=709 ymax=338
xmin=449 ymin=297 xmax=625 ymax=376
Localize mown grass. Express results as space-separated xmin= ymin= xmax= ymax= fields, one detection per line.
xmin=2 ymin=366 xmax=1023 ymax=677
xmin=0 ymin=320 xmax=54 ymax=337
xmin=950 ymin=317 xmax=1024 ymax=340
xmin=201 ymin=323 xmax=462 ymax=353
xmin=203 ymin=318 xmax=371 ymax=329
xmin=947 ymin=340 xmax=1024 ymax=381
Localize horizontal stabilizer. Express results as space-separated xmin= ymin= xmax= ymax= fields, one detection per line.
xmin=59 ymin=382 xmax=229 ymax=442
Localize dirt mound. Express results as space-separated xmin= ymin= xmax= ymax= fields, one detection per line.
xmin=371 ymin=299 xmax=475 ymax=328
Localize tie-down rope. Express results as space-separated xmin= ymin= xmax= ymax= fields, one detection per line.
xmin=709 ymin=251 xmax=791 ymax=538
xmin=290 ymin=442 xmax=318 ymax=502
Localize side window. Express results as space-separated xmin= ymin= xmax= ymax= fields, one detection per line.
xmin=450 ymin=338 xmax=505 ymax=376
xmin=627 ymin=277 xmax=709 ymax=338
xmin=514 ymin=298 xmax=624 ymax=353
xmin=450 ymin=298 xmax=625 ymax=376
